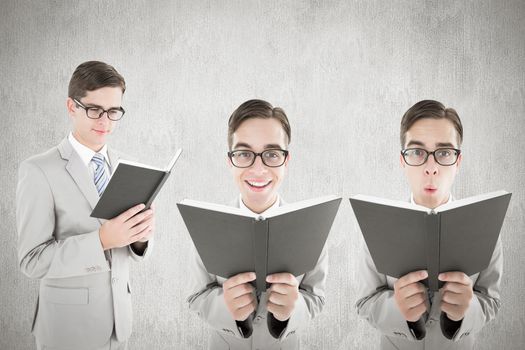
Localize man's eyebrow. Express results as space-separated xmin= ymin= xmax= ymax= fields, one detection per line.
xmin=232 ymin=143 xmax=285 ymax=150
xmin=436 ymin=142 xmax=456 ymax=148
xmin=264 ymin=144 xmax=284 ymax=149
xmin=83 ymin=102 xmax=121 ymax=110
xmin=232 ymin=142 xmax=252 ymax=150
xmin=405 ymin=140 xmax=425 ymax=148
xmin=405 ymin=140 xmax=457 ymax=149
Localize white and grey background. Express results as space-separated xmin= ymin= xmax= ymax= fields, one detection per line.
xmin=1 ymin=1 xmax=524 ymax=349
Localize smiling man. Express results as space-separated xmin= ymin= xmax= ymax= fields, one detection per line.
xmin=187 ymin=99 xmax=327 ymax=350
xmin=355 ymin=100 xmax=502 ymax=349
xmin=16 ymin=61 xmax=154 ymax=350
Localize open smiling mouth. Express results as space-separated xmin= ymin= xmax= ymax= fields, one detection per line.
xmin=245 ymin=180 xmax=272 ymax=189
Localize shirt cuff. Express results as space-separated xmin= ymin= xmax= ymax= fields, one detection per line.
xmin=440 ymin=312 xmax=463 ymax=339
xmin=235 ymin=318 xmax=253 ymax=338
xmin=406 ymin=318 xmax=427 ymax=340
xmin=267 ymin=313 xmax=289 ymax=339
xmin=130 ymin=241 xmax=148 ymax=256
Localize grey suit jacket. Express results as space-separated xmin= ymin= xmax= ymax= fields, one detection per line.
xmin=16 ymin=138 xmax=153 ymax=349
xmin=187 ymin=197 xmax=328 ymax=350
xmin=355 ymin=202 xmax=503 ymax=350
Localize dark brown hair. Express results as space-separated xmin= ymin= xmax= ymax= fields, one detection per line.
xmin=227 ymin=99 xmax=291 ymax=149
xmin=68 ymin=61 xmax=126 ymax=100
xmin=400 ymin=100 xmax=463 ymax=147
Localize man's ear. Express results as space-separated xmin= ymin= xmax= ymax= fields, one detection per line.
xmin=284 ymin=151 xmax=291 ymax=167
xmin=226 ymin=154 xmax=233 ymax=168
xmin=66 ymin=97 xmax=77 ymax=117
xmin=400 ymin=153 xmax=406 ymax=168
xmin=455 ymin=152 xmax=463 ymax=170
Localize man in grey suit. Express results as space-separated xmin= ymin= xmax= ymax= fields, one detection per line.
xmin=16 ymin=61 xmax=154 ymax=350
xmin=187 ymin=99 xmax=327 ymax=349
xmin=356 ymin=100 xmax=502 ymax=349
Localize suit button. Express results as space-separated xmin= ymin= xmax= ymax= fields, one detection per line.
xmin=112 ymin=277 xmax=118 ymax=284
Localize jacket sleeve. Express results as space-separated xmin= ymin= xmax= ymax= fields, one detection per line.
xmin=186 ymin=246 xmax=248 ymax=339
xmin=446 ymin=237 xmax=503 ymax=341
xmin=16 ymin=160 xmax=109 ymax=279
xmin=273 ymin=246 xmax=328 ymax=341
xmin=355 ymin=242 xmax=423 ymax=340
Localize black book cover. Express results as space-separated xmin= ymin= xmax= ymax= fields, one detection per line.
xmin=178 ymin=195 xmax=342 ymax=292
xmin=350 ymin=190 xmax=511 ymax=291
xmin=91 ymin=149 xmax=182 ymax=219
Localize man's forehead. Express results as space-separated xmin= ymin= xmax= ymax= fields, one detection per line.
xmin=405 ymin=119 xmax=459 ymax=148
xmin=232 ymin=120 xmax=288 ymax=149
xmin=82 ymin=87 xmax=122 ymax=102
xmin=232 ymin=140 xmax=285 ymax=150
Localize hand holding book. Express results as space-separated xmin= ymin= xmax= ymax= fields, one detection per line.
xmin=266 ymin=273 xmax=299 ymax=322
xmin=394 ymin=270 xmax=429 ymax=322
xmin=98 ymin=203 xmax=154 ymax=250
xmin=223 ymin=272 xmax=258 ymax=322
xmin=438 ymin=271 xmax=474 ymax=321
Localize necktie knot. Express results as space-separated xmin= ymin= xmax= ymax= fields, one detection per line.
xmin=92 ymin=153 xmax=105 ymax=166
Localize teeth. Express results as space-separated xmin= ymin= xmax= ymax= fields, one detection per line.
xmin=247 ymin=180 xmax=271 ymax=188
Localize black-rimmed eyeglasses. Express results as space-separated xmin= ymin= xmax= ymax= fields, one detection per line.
xmin=228 ymin=149 xmax=289 ymax=168
xmin=401 ymin=148 xmax=461 ymax=166
xmin=74 ymin=99 xmax=126 ymax=121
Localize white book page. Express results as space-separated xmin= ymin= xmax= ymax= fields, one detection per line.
xmin=351 ymin=194 xmax=430 ymax=213
xmin=166 ymin=148 xmax=183 ymax=171
xmin=114 ymin=148 xmax=183 ymax=172
xmin=178 ymin=199 xmax=255 ymax=218
xmin=116 ymin=159 xmax=163 ymax=171
xmin=179 ymin=195 xmax=341 ymax=220
xmin=266 ymin=195 xmax=342 ymax=218
xmin=436 ymin=190 xmax=509 ymax=212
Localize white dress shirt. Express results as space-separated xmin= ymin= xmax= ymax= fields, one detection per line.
xmin=238 ymin=194 xmax=281 ymax=216
xmin=68 ymin=132 xmax=112 ymax=177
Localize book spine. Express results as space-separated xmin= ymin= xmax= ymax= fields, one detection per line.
xmin=144 ymin=171 xmax=171 ymax=209
xmin=425 ymin=212 xmax=440 ymax=291
xmin=253 ymin=217 xmax=269 ymax=292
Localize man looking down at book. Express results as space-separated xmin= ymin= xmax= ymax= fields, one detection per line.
xmin=187 ymin=99 xmax=327 ymax=349
xmin=355 ymin=100 xmax=502 ymax=349
xmin=16 ymin=61 xmax=154 ymax=350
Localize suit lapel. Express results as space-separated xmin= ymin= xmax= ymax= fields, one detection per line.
xmin=106 ymin=147 xmax=120 ymax=174
xmin=58 ymin=138 xmax=101 ymax=220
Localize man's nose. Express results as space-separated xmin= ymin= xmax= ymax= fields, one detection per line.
xmin=250 ymin=155 xmax=268 ymax=173
xmin=97 ymin=111 xmax=111 ymax=122
xmin=424 ymin=154 xmax=439 ymax=175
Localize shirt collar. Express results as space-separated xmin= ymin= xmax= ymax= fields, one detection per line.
xmin=239 ymin=194 xmax=281 ymax=216
xmin=410 ymin=193 xmax=454 ymax=207
xmin=68 ymin=132 xmax=110 ymax=167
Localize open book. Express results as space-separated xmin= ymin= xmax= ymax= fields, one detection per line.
xmin=178 ymin=195 xmax=342 ymax=291
xmin=350 ymin=190 xmax=511 ymax=290
xmin=90 ymin=149 xmax=183 ymax=219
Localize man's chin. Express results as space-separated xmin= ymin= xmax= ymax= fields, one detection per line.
xmin=242 ymin=192 xmax=276 ymax=209
xmin=423 ymin=197 xmax=445 ymax=209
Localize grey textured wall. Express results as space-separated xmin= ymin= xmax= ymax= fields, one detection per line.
xmin=1 ymin=1 xmax=524 ymax=349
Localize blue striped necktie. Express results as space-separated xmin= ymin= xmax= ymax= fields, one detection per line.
xmin=92 ymin=153 xmax=109 ymax=196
